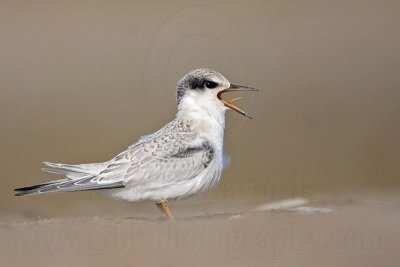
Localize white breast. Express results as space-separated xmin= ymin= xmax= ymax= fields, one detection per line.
xmin=175 ymin=103 xmax=226 ymax=198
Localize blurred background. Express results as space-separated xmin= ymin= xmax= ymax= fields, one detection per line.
xmin=1 ymin=0 xmax=399 ymax=218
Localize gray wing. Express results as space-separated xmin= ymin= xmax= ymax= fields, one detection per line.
xmin=96 ymin=119 xmax=215 ymax=188
xmin=126 ymin=138 xmax=214 ymax=187
xmin=99 ymin=130 xmax=215 ymax=190
xmin=15 ymin=161 xmax=124 ymax=196
xmin=15 ymin=120 xmax=213 ymax=196
xmin=15 ymin=174 xmax=124 ymax=196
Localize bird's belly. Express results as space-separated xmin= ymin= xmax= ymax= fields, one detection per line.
xmin=175 ymin=156 xmax=224 ymax=198
xmin=107 ymin=155 xmax=224 ymax=202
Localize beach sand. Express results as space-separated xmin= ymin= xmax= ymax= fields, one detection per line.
xmin=1 ymin=189 xmax=399 ymax=267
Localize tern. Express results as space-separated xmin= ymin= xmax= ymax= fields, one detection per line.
xmin=14 ymin=69 xmax=258 ymax=219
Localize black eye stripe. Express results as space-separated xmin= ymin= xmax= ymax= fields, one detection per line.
xmin=189 ymin=78 xmax=218 ymax=90
xmin=189 ymin=78 xmax=202 ymax=89
xmin=205 ymin=81 xmax=218 ymax=89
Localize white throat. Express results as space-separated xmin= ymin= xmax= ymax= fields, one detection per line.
xmin=176 ymin=91 xmax=226 ymax=150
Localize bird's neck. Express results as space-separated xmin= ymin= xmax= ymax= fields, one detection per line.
xmin=176 ymin=96 xmax=226 ymax=150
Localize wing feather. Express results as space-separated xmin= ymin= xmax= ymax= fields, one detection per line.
xmin=15 ymin=119 xmax=214 ymax=197
xmin=121 ymin=131 xmax=214 ymax=188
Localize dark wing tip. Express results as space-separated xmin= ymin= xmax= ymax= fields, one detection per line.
xmin=14 ymin=183 xmax=50 ymax=196
xmin=14 ymin=184 xmax=44 ymax=192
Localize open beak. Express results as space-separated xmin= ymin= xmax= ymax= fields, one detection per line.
xmin=217 ymin=84 xmax=259 ymax=119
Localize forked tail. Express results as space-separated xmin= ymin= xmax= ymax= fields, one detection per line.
xmin=14 ymin=161 xmax=124 ymax=196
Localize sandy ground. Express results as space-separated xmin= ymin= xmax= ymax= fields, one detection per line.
xmin=1 ymin=189 xmax=399 ymax=267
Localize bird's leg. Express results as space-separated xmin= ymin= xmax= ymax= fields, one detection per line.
xmin=155 ymin=201 xmax=175 ymax=220
xmin=161 ymin=201 xmax=175 ymax=220
xmin=155 ymin=202 xmax=168 ymax=217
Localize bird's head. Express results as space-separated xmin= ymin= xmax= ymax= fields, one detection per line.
xmin=176 ymin=69 xmax=258 ymax=119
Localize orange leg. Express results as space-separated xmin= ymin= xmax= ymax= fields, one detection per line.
xmin=155 ymin=201 xmax=175 ymax=220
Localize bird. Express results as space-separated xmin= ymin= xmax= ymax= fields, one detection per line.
xmin=14 ymin=68 xmax=258 ymax=220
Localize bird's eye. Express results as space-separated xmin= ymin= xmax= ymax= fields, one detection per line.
xmin=205 ymin=81 xmax=217 ymax=89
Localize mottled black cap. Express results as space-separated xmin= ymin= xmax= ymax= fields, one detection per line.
xmin=176 ymin=68 xmax=228 ymax=105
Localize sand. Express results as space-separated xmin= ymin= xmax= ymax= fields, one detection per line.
xmin=1 ymin=189 xmax=399 ymax=267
